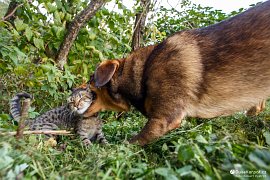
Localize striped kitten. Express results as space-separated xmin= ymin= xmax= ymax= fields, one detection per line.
xmin=10 ymin=87 xmax=107 ymax=145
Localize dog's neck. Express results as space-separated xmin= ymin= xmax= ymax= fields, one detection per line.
xmin=115 ymin=45 xmax=156 ymax=113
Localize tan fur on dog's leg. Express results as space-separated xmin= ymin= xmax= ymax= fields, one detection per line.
xmin=129 ymin=115 xmax=183 ymax=146
xmin=246 ymin=100 xmax=266 ymax=116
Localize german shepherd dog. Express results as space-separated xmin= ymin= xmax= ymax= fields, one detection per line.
xmin=84 ymin=1 xmax=270 ymax=146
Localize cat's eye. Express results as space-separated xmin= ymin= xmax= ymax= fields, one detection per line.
xmin=84 ymin=99 xmax=91 ymax=102
xmin=67 ymin=97 xmax=73 ymax=103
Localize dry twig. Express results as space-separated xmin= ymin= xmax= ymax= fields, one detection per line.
xmin=1 ymin=130 xmax=72 ymax=136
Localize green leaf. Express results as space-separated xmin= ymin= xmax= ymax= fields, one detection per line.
xmin=25 ymin=27 xmax=33 ymax=41
xmin=0 ymin=114 xmax=10 ymax=121
xmin=98 ymin=51 xmax=104 ymax=60
xmin=195 ymin=135 xmax=208 ymax=144
xmin=178 ymin=145 xmax=195 ymax=161
xmin=40 ymin=64 xmax=52 ymax=72
xmin=14 ymin=65 xmax=28 ymax=75
xmin=249 ymin=149 xmax=270 ymax=168
xmin=83 ymin=63 xmax=88 ymax=77
xmin=89 ymin=32 xmax=96 ymax=40
xmin=54 ymin=11 xmax=61 ymax=25
xmin=66 ymin=13 xmax=72 ymax=21
xmin=12 ymin=29 xmax=20 ymax=38
xmin=14 ymin=163 xmax=28 ymax=174
xmin=13 ymin=47 xmax=26 ymax=59
xmin=9 ymin=51 xmax=18 ymax=65
xmin=56 ymin=27 xmax=64 ymax=39
xmin=67 ymin=78 xmax=73 ymax=88
xmin=46 ymin=2 xmax=57 ymax=13
xmin=162 ymin=143 xmax=168 ymax=151
xmin=155 ymin=168 xmax=178 ymax=180
xmin=155 ymin=167 xmax=169 ymax=176
xmin=108 ymin=20 xmax=115 ymax=29
xmin=51 ymin=25 xmax=64 ymax=39
xmin=263 ymin=131 xmax=270 ymax=145
xmin=14 ymin=18 xmax=27 ymax=31
xmin=55 ymin=0 xmax=63 ymax=10
xmin=46 ymin=72 xmax=54 ymax=82
xmin=109 ymin=35 xmax=120 ymax=45
xmin=0 ymin=143 xmax=14 ymax=170
xmin=33 ymin=37 xmax=44 ymax=50
xmin=176 ymin=165 xmax=192 ymax=176
xmin=85 ymin=46 xmax=96 ymax=50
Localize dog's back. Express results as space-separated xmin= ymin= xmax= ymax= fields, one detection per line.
xmin=144 ymin=1 xmax=270 ymax=118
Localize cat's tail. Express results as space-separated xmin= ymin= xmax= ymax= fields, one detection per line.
xmin=10 ymin=92 xmax=32 ymax=122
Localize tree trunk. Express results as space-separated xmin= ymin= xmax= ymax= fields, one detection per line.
xmin=131 ymin=0 xmax=151 ymax=51
xmin=56 ymin=0 xmax=106 ymax=70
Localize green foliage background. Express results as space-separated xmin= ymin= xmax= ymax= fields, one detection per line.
xmin=0 ymin=0 xmax=269 ymax=179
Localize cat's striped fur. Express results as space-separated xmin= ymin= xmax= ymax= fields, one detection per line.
xmin=10 ymin=88 xmax=107 ymax=145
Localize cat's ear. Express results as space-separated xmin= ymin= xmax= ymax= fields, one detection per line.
xmin=72 ymin=83 xmax=88 ymax=91
xmin=86 ymin=80 xmax=91 ymax=90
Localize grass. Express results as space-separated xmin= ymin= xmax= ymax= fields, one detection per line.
xmin=0 ymin=106 xmax=270 ymax=179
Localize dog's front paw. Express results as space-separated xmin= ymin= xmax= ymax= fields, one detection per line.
xmin=123 ymin=140 xmax=130 ymax=145
xmin=129 ymin=135 xmax=147 ymax=146
xmin=128 ymin=136 xmax=137 ymax=144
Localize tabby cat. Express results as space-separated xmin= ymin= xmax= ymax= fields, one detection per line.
xmin=10 ymin=87 xmax=107 ymax=145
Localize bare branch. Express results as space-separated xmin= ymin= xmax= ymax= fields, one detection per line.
xmin=131 ymin=0 xmax=151 ymax=51
xmin=1 ymin=130 xmax=72 ymax=136
xmin=2 ymin=3 xmax=23 ymax=21
xmin=56 ymin=0 xmax=106 ymax=70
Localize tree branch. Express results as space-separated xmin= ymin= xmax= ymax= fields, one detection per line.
xmin=2 ymin=3 xmax=23 ymax=21
xmin=56 ymin=0 xmax=106 ymax=70
xmin=131 ymin=0 xmax=151 ymax=51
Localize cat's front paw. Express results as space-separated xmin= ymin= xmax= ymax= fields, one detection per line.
xmin=100 ymin=139 xmax=109 ymax=145
xmin=83 ymin=139 xmax=92 ymax=146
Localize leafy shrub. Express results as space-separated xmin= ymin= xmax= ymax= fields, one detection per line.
xmin=0 ymin=0 xmax=269 ymax=179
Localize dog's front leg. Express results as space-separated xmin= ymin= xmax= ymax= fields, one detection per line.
xmin=129 ymin=114 xmax=184 ymax=146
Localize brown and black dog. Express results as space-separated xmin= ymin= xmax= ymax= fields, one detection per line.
xmin=84 ymin=1 xmax=270 ymax=146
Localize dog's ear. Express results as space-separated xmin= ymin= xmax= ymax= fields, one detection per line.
xmin=94 ymin=60 xmax=119 ymax=87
